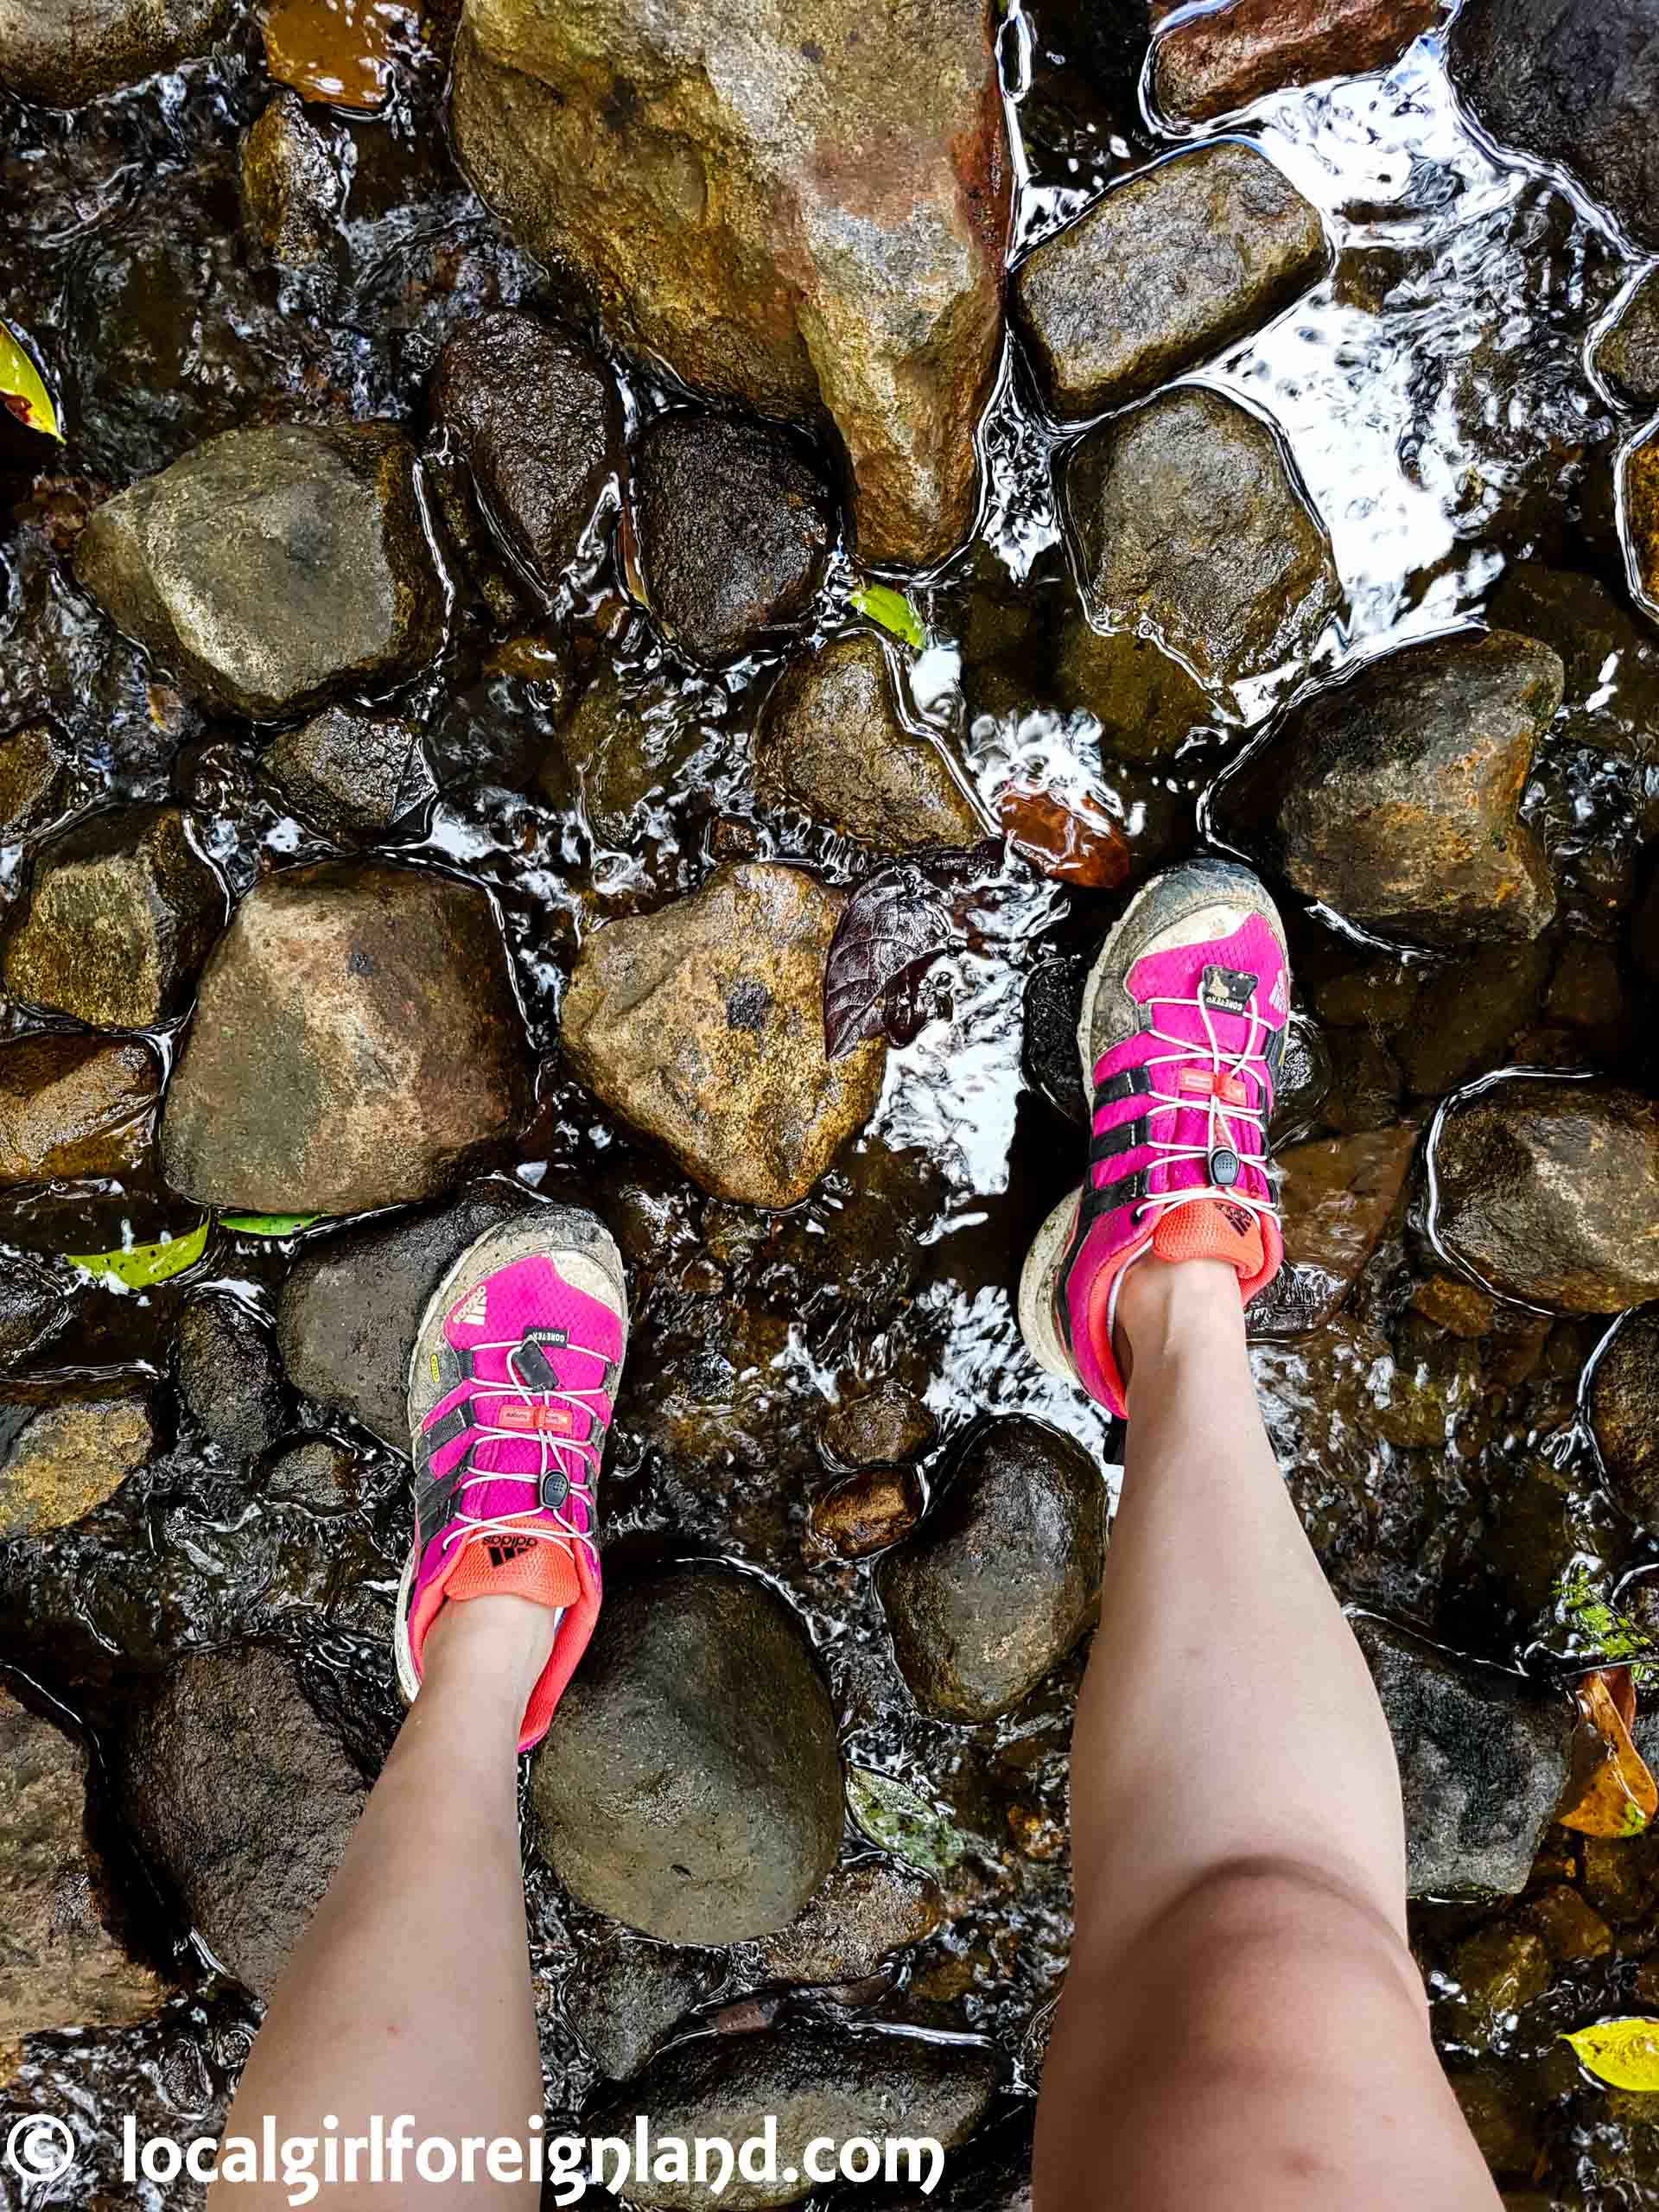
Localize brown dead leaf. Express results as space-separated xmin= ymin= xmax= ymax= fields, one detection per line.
xmin=1560 ymin=1667 xmax=1658 ymax=1839
xmin=264 ymin=0 xmax=421 ymax=110
xmin=994 ymin=781 xmax=1129 ymax=889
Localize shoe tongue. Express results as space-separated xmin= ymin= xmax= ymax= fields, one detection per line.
xmin=1150 ymin=1198 xmax=1263 ymax=1280
xmin=445 ymin=1531 xmax=580 ymax=1610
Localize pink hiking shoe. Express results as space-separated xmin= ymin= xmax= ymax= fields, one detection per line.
xmin=1018 ymin=860 xmax=1288 ymax=1418
xmin=394 ymin=1207 xmax=627 ymax=1752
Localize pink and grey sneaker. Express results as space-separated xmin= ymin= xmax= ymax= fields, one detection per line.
xmin=394 ymin=1206 xmax=628 ymax=1753
xmin=1019 ymin=859 xmax=1288 ymax=1417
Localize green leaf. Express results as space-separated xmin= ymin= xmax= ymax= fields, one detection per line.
xmin=847 ymin=1766 xmax=965 ymax=1878
xmin=219 ymin=1213 xmax=321 ymax=1237
xmin=1554 ymin=1564 xmax=1657 ymax=1681
xmin=0 ymin=320 xmax=62 ymax=441
xmin=850 ymin=584 xmax=924 ymax=650
xmin=1563 ymin=2018 xmax=1659 ymax=2091
xmin=68 ymin=1218 xmax=210 ymax=1290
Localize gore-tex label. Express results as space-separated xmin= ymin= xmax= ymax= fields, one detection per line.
xmin=526 ymin=1327 xmax=569 ymax=1349
xmin=1200 ymin=963 xmax=1255 ymax=1016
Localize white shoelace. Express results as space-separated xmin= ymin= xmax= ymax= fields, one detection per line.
xmin=1124 ymin=988 xmax=1282 ymax=1229
xmin=434 ymin=1338 xmax=608 ymax=1572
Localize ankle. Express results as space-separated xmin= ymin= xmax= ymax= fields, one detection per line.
xmin=1111 ymin=1255 xmax=1243 ymax=1389
xmin=422 ymin=1592 xmax=557 ymax=1719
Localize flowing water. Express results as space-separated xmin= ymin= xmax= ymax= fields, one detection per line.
xmin=2 ymin=1 xmax=1659 ymax=2202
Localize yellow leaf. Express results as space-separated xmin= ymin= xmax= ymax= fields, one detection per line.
xmin=1563 ymin=2018 xmax=1659 ymax=2092
xmin=68 ymin=1219 xmax=210 ymax=1290
xmin=0 ymin=319 xmax=62 ymax=442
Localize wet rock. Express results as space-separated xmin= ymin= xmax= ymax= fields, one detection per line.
xmin=1449 ymin=0 xmax=1659 ymax=253
xmin=1354 ymin=1619 xmax=1573 ymax=1897
xmin=119 ymin=1646 xmax=366 ymax=1998
xmin=1546 ymin=939 xmax=1623 ymax=1033
xmin=0 ymin=1389 xmax=154 ymax=1538
xmin=877 ymin=1417 xmax=1104 ymax=1722
xmin=1524 ymin=1884 xmax=1612 ymax=1963
xmin=178 ymin=1292 xmax=286 ymax=1463
xmin=0 ymin=1033 xmax=159 ymax=1185
xmin=1411 ymin=1273 xmax=1499 ymax=1339
xmin=5 ymin=806 xmax=222 ymax=1030
xmin=591 ymin=2020 xmax=996 ymax=2211
xmin=448 ymin=0 xmax=1007 ymax=568
xmin=1587 ymin=1309 xmax=1659 ymax=1529
xmin=1595 ymin=270 xmax=1659 ymax=410
xmin=1432 ymin=1078 xmax=1659 ymax=1313
xmin=0 ymin=1687 xmax=163 ymax=2039
xmin=562 ymin=863 xmax=885 ymax=1210
xmin=0 ymin=1253 xmax=74 ymax=1369
xmin=1052 ymin=617 xmax=1217 ymax=763
xmin=818 ymin=1384 xmax=935 ymax=1471
xmin=1013 ymin=143 xmax=1325 ymax=417
xmin=430 ymin=311 xmax=624 ymax=588
xmin=278 ymin=1180 xmax=532 ymax=1447
xmin=563 ymin=1936 xmax=721 ymax=2080
xmin=0 ymin=0 xmax=232 ymax=105
xmin=756 ymin=634 xmax=980 ymax=850
xmin=633 ymin=414 xmax=834 ymax=664
xmin=756 ymin=1859 xmax=943 ymax=1984
xmin=1620 ymin=425 xmax=1659 ymax=618
xmin=1153 ymin=0 xmax=1440 ymax=124
xmin=1247 ymin=1126 xmax=1415 ymax=1339
xmin=1065 ymin=386 xmax=1339 ymax=700
xmin=1400 ymin=943 xmax=1550 ymax=1097
xmin=73 ymin=423 xmax=445 ymax=718
xmin=0 ymin=722 xmax=77 ymax=842
xmin=1228 ymin=631 xmax=1559 ymax=950
xmin=1022 ymin=952 xmax=1089 ymax=1131
xmin=1446 ymin=1921 xmax=1550 ymax=2045
xmin=265 ymin=1440 xmax=356 ymax=1507
xmin=264 ymin=707 xmax=435 ymax=839
xmin=1451 ymin=2072 xmax=1538 ymax=2180
xmin=530 ymin=1567 xmax=843 ymax=1943
xmin=161 ymin=861 xmax=529 ymax=1216
xmin=808 ymin=1465 xmax=925 ymax=1561
xmin=1486 ymin=564 xmax=1659 ymax=765
xmin=240 ymin=91 xmax=347 ymax=271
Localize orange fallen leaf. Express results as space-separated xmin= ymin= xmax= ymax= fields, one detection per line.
xmin=264 ymin=0 xmax=420 ymax=111
xmin=1560 ymin=1667 xmax=1657 ymax=1839
xmin=995 ymin=781 xmax=1129 ymax=889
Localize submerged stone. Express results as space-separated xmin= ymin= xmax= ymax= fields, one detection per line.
xmin=1431 ymin=1078 xmax=1659 ymax=1312
xmin=5 ymin=806 xmax=222 ymax=1030
xmin=878 ymin=1416 xmax=1104 ymax=1721
xmin=755 ymin=632 xmax=981 ymax=850
xmin=1153 ymin=0 xmax=1439 ymax=124
xmin=0 ymin=1687 xmax=164 ymax=2039
xmin=430 ymin=311 xmax=624 ymax=589
xmin=1248 ymin=1126 xmax=1416 ymax=1339
xmin=0 ymin=1389 xmax=154 ymax=1538
xmin=1595 ymin=271 xmax=1659 ymax=410
xmin=1449 ymin=0 xmax=1659 ymax=253
xmin=808 ymin=1465 xmax=925 ymax=1560
xmin=1619 ymin=426 xmax=1659 ymax=618
xmin=1225 ymin=629 xmax=1559 ymax=949
xmin=1355 ymin=1618 xmax=1573 ymax=1898
xmin=240 ymin=90 xmax=347 ymax=271
xmin=562 ymin=862 xmax=885 ymax=1210
xmin=1052 ymin=619 xmax=1217 ymax=760
xmin=0 ymin=1033 xmax=159 ymax=1185
xmin=818 ymin=1384 xmax=935 ymax=1471
xmin=178 ymin=1292 xmax=287 ymax=1463
xmin=162 ymin=862 xmax=530 ymax=1216
xmin=1587 ymin=1308 xmax=1659 ymax=1530
xmin=633 ymin=413 xmax=834 ymax=664
xmin=591 ymin=2021 xmax=995 ymax=2210
xmin=1014 ymin=141 xmax=1325 ymax=416
xmin=73 ymin=423 xmax=444 ymax=718
xmin=530 ymin=1568 xmax=843 ymax=1943
xmin=1485 ymin=565 xmax=1659 ymax=765
xmin=448 ymin=0 xmax=1007 ymax=567
xmin=0 ymin=0 xmax=231 ymax=105
xmin=119 ymin=1647 xmax=366 ymax=1998
xmin=1065 ymin=385 xmax=1339 ymax=700
xmin=264 ymin=706 xmax=434 ymax=839
xmin=0 ymin=722 xmax=77 ymax=843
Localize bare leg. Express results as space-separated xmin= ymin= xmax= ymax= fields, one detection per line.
xmin=1034 ymin=1257 xmax=1499 ymax=2210
xmin=209 ymin=1597 xmax=553 ymax=2209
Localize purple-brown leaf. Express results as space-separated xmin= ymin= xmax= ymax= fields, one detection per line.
xmin=823 ymin=841 xmax=1005 ymax=1059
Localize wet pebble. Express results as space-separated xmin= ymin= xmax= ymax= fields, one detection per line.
xmin=754 ymin=1858 xmax=943 ymax=1986
xmin=563 ymin=1935 xmax=721 ymax=2081
xmin=178 ymin=1292 xmax=287 ymax=1465
xmin=818 ymin=1384 xmax=935 ymax=1471
xmin=0 ymin=1033 xmax=159 ymax=1185
xmin=0 ymin=1389 xmax=154 ymax=1539
xmin=263 ymin=707 xmax=435 ymax=841
xmin=1152 ymin=0 xmax=1438 ymax=123
xmin=808 ymin=1466 xmax=925 ymax=1561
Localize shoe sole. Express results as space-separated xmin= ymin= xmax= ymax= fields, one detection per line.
xmin=1017 ymin=860 xmax=1288 ymax=1387
xmin=392 ymin=1204 xmax=630 ymax=1710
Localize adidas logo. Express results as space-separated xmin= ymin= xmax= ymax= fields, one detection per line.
xmin=1222 ymin=1203 xmax=1253 ymax=1237
xmin=486 ymin=1535 xmax=537 ymax=1569
xmin=453 ymin=1285 xmax=488 ymax=1327
xmin=1270 ymin=972 xmax=1288 ymax=1014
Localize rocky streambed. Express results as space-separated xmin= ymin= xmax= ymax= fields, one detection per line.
xmin=4 ymin=0 xmax=1659 ymax=2202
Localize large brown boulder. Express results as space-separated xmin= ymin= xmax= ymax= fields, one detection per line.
xmin=1224 ymin=629 xmax=1560 ymax=950
xmin=0 ymin=1688 xmax=164 ymax=2039
xmin=1430 ymin=1078 xmax=1659 ymax=1312
xmin=73 ymin=423 xmax=444 ymax=718
xmin=161 ymin=862 xmax=530 ymax=1216
xmin=562 ymin=862 xmax=884 ymax=1208
xmin=448 ymin=0 xmax=1008 ymax=567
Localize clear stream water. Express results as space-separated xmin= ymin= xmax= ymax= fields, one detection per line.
xmin=3 ymin=0 xmax=1659 ymax=2202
